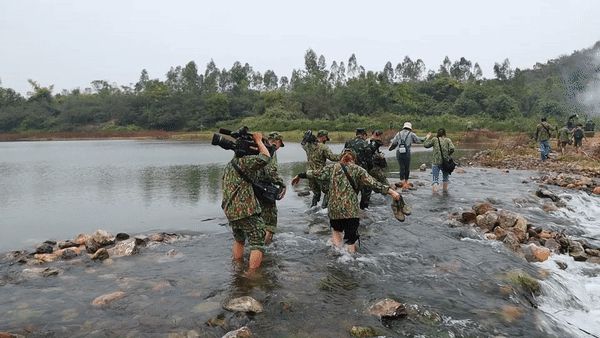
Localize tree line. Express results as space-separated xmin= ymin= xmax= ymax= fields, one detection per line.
xmin=1 ymin=41 xmax=599 ymax=133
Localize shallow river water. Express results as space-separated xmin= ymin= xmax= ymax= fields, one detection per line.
xmin=0 ymin=140 xmax=599 ymax=337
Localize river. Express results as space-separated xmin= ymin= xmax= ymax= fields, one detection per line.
xmin=0 ymin=140 xmax=599 ymax=337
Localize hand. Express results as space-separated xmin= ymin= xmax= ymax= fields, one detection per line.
xmin=389 ymin=188 xmax=401 ymax=200
xmin=277 ymin=186 xmax=287 ymax=200
xmin=291 ymin=176 xmax=300 ymax=186
xmin=426 ymin=132 xmax=432 ymax=139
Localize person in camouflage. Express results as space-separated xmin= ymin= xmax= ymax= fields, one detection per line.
xmin=535 ymin=117 xmax=554 ymax=161
xmin=557 ymin=125 xmax=572 ymax=155
xmin=221 ymin=132 xmax=271 ymax=271
xmin=302 ymin=130 xmax=341 ymax=207
xmin=292 ymin=148 xmax=401 ymax=253
xmin=367 ymin=130 xmax=389 ymax=186
xmin=344 ymin=128 xmax=373 ymax=209
xmin=423 ymin=128 xmax=454 ymax=194
xmin=257 ymin=132 xmax=286 ymax=245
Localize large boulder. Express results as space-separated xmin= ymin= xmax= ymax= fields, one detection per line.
xmin=476 ymin=212 xmax=499 ymax=231
xmin=222 ymin=326 xmax=252 ymax=338
xmin=92 ymin=230 xmax=114 ymax=246
xmin=523 ymin=244 xmax=551 ymax=262
xmin=367 ymin=298 xmax=407 ymax=319
xmin=92 ymin=291 xmax=126 ymax=306
xmin=107 ymin=239 xmax=139 ymax=257
xmin=473 ymin=202 xmax=495 ymax=216
xmin=223 ymin=296 xmax=263 ymax=313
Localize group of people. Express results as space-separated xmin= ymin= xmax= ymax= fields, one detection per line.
xmin=219 ymin=124 xmax=456 ymax=272
xmin=535 ymin=117 xmax=587 ymax=160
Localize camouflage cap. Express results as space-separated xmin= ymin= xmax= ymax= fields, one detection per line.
xmin=268 ymin=131 xmax=285 ymax=147
xmin=317 ymin=130 xmax=330 ymax=141
xmin=356 ymin=128 xmax=367 ymax=135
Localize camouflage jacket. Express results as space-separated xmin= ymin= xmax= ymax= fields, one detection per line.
xmin=535 ymin=122 xmax=554 ymax=141
xmin=558 ymin=127 xmax=572 ymax=142
xmin=303 ymin=142 xmax=341 ymax=171
xmin=307 ymin=163 xmax=390 ymax=219
xmin=257 ymin=152 xmax=284 ymax=187
xmin=423 ymin=137 xmax=455 ymax=166
xmin=221 ymin=154 xmax=270 ymax=221
xmin=344 ymin=137 xmax=372 ymax=169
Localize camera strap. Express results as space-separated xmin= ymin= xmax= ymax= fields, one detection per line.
xmin=232 ymin=161 xmax=254 ymax=185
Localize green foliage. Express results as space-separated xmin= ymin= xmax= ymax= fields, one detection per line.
xmin=1 ymin=43 xmax=599 ymax=133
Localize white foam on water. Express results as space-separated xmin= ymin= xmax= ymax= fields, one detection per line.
xmin=555 ymin=192 xmax=600 ymax=238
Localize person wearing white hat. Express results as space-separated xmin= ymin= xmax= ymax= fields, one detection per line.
xmin=389 ymin=122 xmax=427 ymax=189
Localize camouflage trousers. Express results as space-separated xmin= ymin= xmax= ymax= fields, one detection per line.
xmin=361 ymin=167 xmax=389 ymax=209
xmin=308 ymin=178 xmax=322 ymax=207
xmin=260 ymin=200 xmax=278 ymax=234
xmin=230 ymin=214 xmax=266 ymax=253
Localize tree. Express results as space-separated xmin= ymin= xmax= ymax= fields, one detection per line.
xmin=493 ymin=58 xmax=514 ymax=81
xmin=450 ymin=57 xmax=473 ymax=82
xmin=135 ymin=69 xmax=149 ymax=92
xmin=438 ymin=56 xmax=452 ymax=77
xmin=304 ymin=49 xmax=319 ymax=76
xmin=472 ymin=63 xmax=483 ymax=81
xmin=203 ymin=60 xmax=220 ymax=93
xmin=263 ymin=70 xmax=278 ymax=90
xmin=347 ymin=53 xmax=358 ymax=78
xmin=382 ymin=61 xmax=394 ymax=83
xmin=181 ymin=61 xmax=200 ymax=93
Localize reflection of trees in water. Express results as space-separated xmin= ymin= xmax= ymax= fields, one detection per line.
xmin=139 ymin=164 xmax=224 ymax=204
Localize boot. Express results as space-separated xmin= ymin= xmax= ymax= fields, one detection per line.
xmin=398 ymin=195 xmax=411 ymax=215
xmin=311 ymin=193 xmax=321 ymax=207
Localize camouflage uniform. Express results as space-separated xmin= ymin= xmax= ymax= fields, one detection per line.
xmin=306 ymin=163 xmax=390 ymax=220
xmin=368 ymin=140 xmax=389 ymax=186
xmin=302 ymin=142 xmax=340 ymax=206
xmin=345 ymin=136 xmax=375 ymax=209
xmin=221 ymin=153 xmax=270 ymax=252
xmin=256 ymin=152 xmax=284 ymax=234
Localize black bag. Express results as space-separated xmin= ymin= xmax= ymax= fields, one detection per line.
xmin=232 ymin=162 xmax=280 ymax=203
xmin=437 ymin=137 xmax=456 ymax=174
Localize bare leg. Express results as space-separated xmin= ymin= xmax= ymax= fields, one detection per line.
xmin=248 ymin=250 xmax=263 ymax=270
xmin=331 ymin=230 xmax=343 ymax=248
xmin=432 ymin=184 xmax=438 ymax=194
xmin=264 ymin=231 xmax=273 ymax=245
xmin=347 ymin=244 xmax=357 ymax=253
xmin=442 ymin=182 xmax=449 ymax=192
xmin=233 ymin=241 xmax=245 ymax=261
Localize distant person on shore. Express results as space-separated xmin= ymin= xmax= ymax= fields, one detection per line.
xmin=557 ymin=125 xmax=572 ymax=155
xmin=258 ymin=132 xmax=286 ymax=245
xmin=423 ymin=128 xmax=455 ymax=194
xmin=535 ymin=117 xmax=553 ymax=161
xmin=291 ymin=148 xmax=401 ymax=253
xmin=573 ymin=123 xmax=585 ymax=154
xmin=389 ymin=122 xmax=426 ymax=190
xmin=221 ymin=132 xmax=270 ymax=272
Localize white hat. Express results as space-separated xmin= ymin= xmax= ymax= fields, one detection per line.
xmin=403 ymin=122 xmax=412 ymax=130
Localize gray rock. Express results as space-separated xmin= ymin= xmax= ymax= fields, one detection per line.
xmin=60 ymin=248 xmax=79 ymax=260
xmin=85 ymin=239 xmax=101 ymax=254
xmin=115 ymin=233 xmax=130 ymax=241
xmin=35 ymin=243 xmax=54 ymax=254
xmin=107 ymin=238 xmax=139 ymax=257
xmin=569 ymin=241 xmax=588 ymax=261
xmin=503 ymin=232 xmax=521 ymax=252
xmin=461 ymin=211 xmax=477 ymax=224
xmin=585 ymin=249 xmax=600 ymax=257
xmin=473 ymin=202 xmax=495 ymax=216
xmin=91 ymin=248 xmax=109 ymax=261
xmin=57 ymin=240 xmax=78 ymax=249
xmin=367 ymin=298 xmax=407 ymax=319
xmin=536 ymin=189 xmax=560 ymax=202
xmin=92 ymin=229 xmax=114 ymax=246
xmin=222 ymin=326 xmax=252 ymax=338
xmin=223 ymin=296 xmax=263 ymax=313
xmin=21 ymin=267 xmax=61 ymax=278
xmin=555 ymin=261 xmax=568 ymax=270
xmin=544 ymin=239 xmax=561 ymax=253
xmin=476 ymin=212 xmax=498 ymax=231
xmin=513 ymin=216 xmax=528 ymax=233
xmin=92 ymin=291 xmax=126 ymax=306
xmin=497 ymin=210 xmax=518 ymax=229
xmin=419 ymin=163 xmax=427 ymax=171
xmin=350 ymin=326 xmax=378 ymax=337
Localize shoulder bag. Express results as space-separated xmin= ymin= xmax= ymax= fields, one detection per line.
xmin=437 ymin=137 xmax=456 ymax=174
xmin=232 ymin=162 xmax=280 ymax=202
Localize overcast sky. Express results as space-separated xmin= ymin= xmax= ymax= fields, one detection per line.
xmin=1 ymin=0 xmax=599 ymax=94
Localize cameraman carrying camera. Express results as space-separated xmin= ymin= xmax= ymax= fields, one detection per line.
xmin=221 ymin=131 xmax=271 ymax=271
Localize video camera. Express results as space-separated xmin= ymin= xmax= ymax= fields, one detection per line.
xmin=301 ymin=130 xmax=317 ymax=146
xmin=212 ymin=126 xmax=274 ymax=157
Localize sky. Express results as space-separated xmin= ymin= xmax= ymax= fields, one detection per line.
xmin=1 ymin=0 xmax=599 ymax=94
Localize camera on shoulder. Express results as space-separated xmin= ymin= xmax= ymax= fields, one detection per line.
xmin=212 ymin=126 xmax=274 ymax=157
xmin=301 ymin=129 xmax=317 ymax=146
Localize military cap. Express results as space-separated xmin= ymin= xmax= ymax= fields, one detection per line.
xmin=317 ymin=130 xmax=330 ymax=141
xmin=268 ymin=131 xmax=285 ymax=147
xmin=355 ymin=128 xmax=367 ymax=135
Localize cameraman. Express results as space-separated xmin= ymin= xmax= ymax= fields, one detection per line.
xmin=258 ymin=132 xmax=286 ymax=245
xmin=221 ymin=131 xmax=270 ymax=271
xmin=302 ymin=130 xmax=340 ymax=208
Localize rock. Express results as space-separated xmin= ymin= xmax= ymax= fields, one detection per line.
xmin=0 ymin=332 xmax=25 ymax=338
xmin=60 ymin=248 xmax=79 ymax=260
xmin=419 ymin=163 xmax=427 ymax=171
xmin=542 ymin=202 xmax=558 ymax=212
xmin=21 ymin=267 xmax=61 ymax=278
xmin=501 ymin=305 xmax=523 ymax=322
xmin=297 ymin=191 xmax=310 ymax=197
xmin=166 ymin=249 xmax=177 ymax=256
xmin=35 ymin=243 xmax=54 ymax=254
xmin=497 ymin=210 xmax=518 ymax=229
xmin=107 ymin=238 xmax=139 ymax=257
xmin=538 ymin=230 xmax=555 ymax=240
xmin=91 ymin=248 xmax=109 ymax=261
xmin=476 ymin=212 xmax=498 ymax=231
xmin=33 ymin=253 xmax=60 ymax=262
xmin=461 ymin=211 xmax=477 ymax=224
xmin=91 ymin=291 xmax=126 ymax=306
xmin=555 ymin=261 xmax=568 ymax=270
xmin=503 ymin=232 xmax=521 ymax=252
xmin=527 ymin=228 xmax=539 ymax=239
xmin=85 ymin=239 xmax=101 ymax=254
xmin=222 ymin=326 xmax=252 ymax=338
xmin=115 ymin=233 xmax=130 ymax=241
xmin=484 ymin=233 xmax=497 ymax=240
xmin=585 ymin=249 xmax=600 ymax=257
xmin=544 ymin=239 xmax=561 ymax=253
xmin=494 ymin=226 xmax=508 ymax=241
xmin=92 ymin=230 xmax=114 ymax=246
xmin=149 ymin=233 xmax=165 ymax=242
xmin=350 ymin=326 xmax=378 ymax=337
xmin=588 ymin=257 xmax=600 ymax=264
xmin=57 ymin=240 xmax=78 ymax=249
xmin=535 ymin=189 xmax=560 ymax=202
xmin=569 ymin=241 xmax=588 ymax=261
xmin=205 ymin=314 xmax=225 ymax=328
xmin=73 ymin=233 xmax=91 ymax=245
xmin=473 ymin=202 xmax=495 ymax=215
xmin=509 ymin=228 xmax=528 ymax=243
xmin=367 ymin=298 xmax=407 ymax=319
xmin=223 ymin=296 xmax=263 ymax=313
xmin=513 ymin=216 xmax=528 ymax=233
xmin=593 ymin=187 xmax=600 ymax=195
xmin=523 ymin=244 xmax=551 ymax=262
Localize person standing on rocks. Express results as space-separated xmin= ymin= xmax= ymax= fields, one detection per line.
xmin=423 ymin=128 xmax=454 ymax=193
xmin=291 ymin=148 xmax=401 ymax=253
xmin=389 ymin=122 xmax=426 ymax=190
xmin=221 ymin=132 xmax=270 ymax=271
xmin=573 ymin=123 xmax=585 ymax=154
xmin=557 ymin=125 xmax=572 ymax=155
xmin=302 ymin=130 xmax=341 ymax=208
xmin=257 ymin=132 xmax=287 ymax=245
xmin=535 ymin=117 xmax=553 ymax=161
